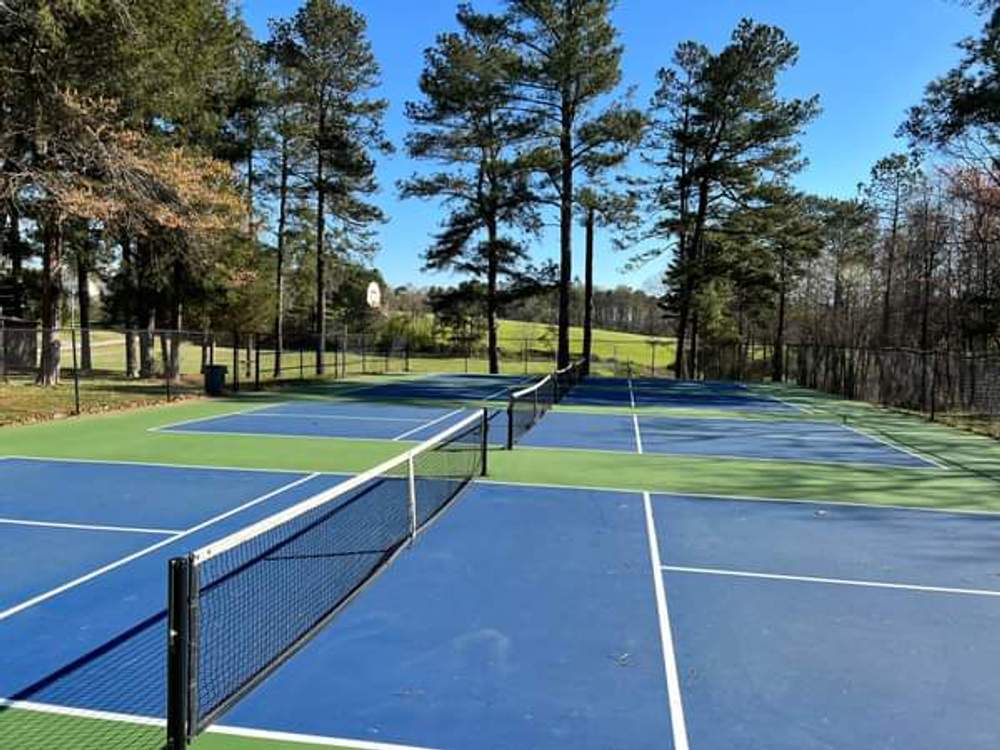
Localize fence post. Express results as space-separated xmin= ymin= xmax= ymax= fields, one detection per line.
xmin=164 ymin=330 xmax=172 ymax=403
xmin=254 ymin=334 xmax=261 ymax=391
xmin=929 ymin=351 xmax=938 ymax=422
xmin=70 ymin=327 xmax=81 ymax=415
xmin=0 ymin=314 xmax=6 ymax=383
xmin=232 ymin=332 xmax=240 ymax=392
xmin=299 ymin=344 xmax=304 ymax=381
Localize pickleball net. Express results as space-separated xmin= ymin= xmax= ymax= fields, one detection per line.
xmin=165 ymin=408 xmax=489 ymax=749
xmin=507 ymin=359 xmax=587 ymax=449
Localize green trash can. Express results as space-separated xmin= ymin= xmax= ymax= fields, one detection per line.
xmin=204 ymin=364 xmax=227 ymax=396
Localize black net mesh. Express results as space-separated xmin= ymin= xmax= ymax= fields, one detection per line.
xmin=183 ymin=412 xmax=485 ymax=735
xmin=0 ymin=612 xmax=168 ymax=749
xmin=506 ymin=375 xmax=556 ymax=448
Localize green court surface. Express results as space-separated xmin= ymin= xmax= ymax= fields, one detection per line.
xmin=4 ymin=374 xmax=1000 ymax=749
xmin=1 ymin=382 xmax=998 ymax=512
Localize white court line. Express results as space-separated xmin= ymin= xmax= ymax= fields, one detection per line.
xmin=393 ymin=408 xmax=466 ymax=441
xmin=838 ymin=421 xmax=948 ymax=470
xmin=643 ymin=493 xmax=690 ymax=750
xmin=632 ymin=413 xmax=644 ymax=454
xmin=1 ymin=454 xmax=307 ymax=475
xmin=0 ymin=518 xmax=181 ymax=535
xmin=0 ymin=699 xmax=434 ymax=750
xmin=154 ymin=428 xmax=406 ymax=444
xmin=246 ymin=413 xmax=427 ymax=424
xmin=484 ymin=478 xmax=1000 ymax=518
xmin=518 ymin=443 xmax=936 ymax=471
xmin=627 ymin=377 xmax=637 ymax=410
xmin=663 ymin=565 xmax=1000 ymax=599
xmin=0 ymin=473 xmax=320 ymax=622
xmin=767 ymin=393 xmax=810 ymax=413
xmin=149 ymin=403 xmax=276 ymax=433
xmin=0 ymin=698 xmax=164 ymax=728
xmin=209 ymin=724 xmax=441 ymax=750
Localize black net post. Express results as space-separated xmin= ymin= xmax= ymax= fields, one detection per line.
xmin=480 ymin=407 xmax=489 ymax=476
xmin=506 ymin=395 xmax=515 ymax=450
xmin=167 ymin=556 xmax=194 ymax=750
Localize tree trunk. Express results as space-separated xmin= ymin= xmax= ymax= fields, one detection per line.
xmin=880 ymin=186 xmax=900 ymax=346
xmin=673 ymin=296 xmax=690 ymax=379
xmin=37 ymin=219 xmax=63 ymax=386
xmin=556 ymin=107 xmax=573 ymax=370
xmin=6 ymin=203 xmax=24 ymax=318
xmin=77 ymin=241 xmax=92 ymax=372
xmin=771 ymin=254 xmax=787 ymax=382
xmin=139 ymin=307 xmax=155 ymax=378
xmin=688 ymin=311 xmax=700 ymax=380
xmin=169 ymin=260 xmax=183 ymax=381
xmin=274 ymin=135 xmax=290 ymax=377
xmin=583 ymin=207 xmax=595 ymax=375
xmin=315 ymin=112 xmax=327 ymax=375
xmin=486 ymin=219 xmax=500 ymax=375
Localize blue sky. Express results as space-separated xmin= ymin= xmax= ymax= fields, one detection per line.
xmin=240 ymin=1 xmax=983 ymax=292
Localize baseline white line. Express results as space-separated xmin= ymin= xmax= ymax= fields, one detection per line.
xmin=662 ymin=565 xmax=1000 ymax=599
xmin=0 ymin=518 xmax=181 ymax=535
xmin=478 ymin=479 xmax=1000 ymax=518
xmin=149 ymin=403 xmax=275 ymax=432
xmin=209 ymin=724 xmax=441 ymax=750
xmin=393 ymin=408 xmax=466 ymax=441
xmin=0 ymin=698 xmax=164 ymax=728
xmin=247 ymin=413 xmax=428 ymax=423
xmin=643 ymin=492 xmax=690 ymax=750
xmin=839 ymin=421 xmax=948 ymax=470
xmin=632 ymin=413 xmax=644 ymax=455
xmin=1 ymin=454 xmax=308 ymax=475
xmin=0 ymin=473 xmax=320 ymax=622
xmin=518 ymin=443 xmax=935 ymax=470
xmin=767 ymin=393 xmax=810 ymax=413
xmin=154 ymin=428 xmax=406 ymax=444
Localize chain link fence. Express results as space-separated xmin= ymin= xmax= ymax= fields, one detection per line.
xmin=788 ymin=343 xmax=1000 ymax=435
xmin=1 ymin=323 xmax=682 ymax=423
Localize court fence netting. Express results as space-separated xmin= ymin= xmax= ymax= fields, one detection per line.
xmin=506 ymin=358 xmax=586 ymax=449
xmin=787 ymin=344 xmax=1000 ymax=436
xmin=0 ymin=409 xmax=489 ymax=750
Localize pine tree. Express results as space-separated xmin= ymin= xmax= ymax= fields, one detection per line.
xmin=505 ymin=0 xmax=642 ymax=368
xmin=270 ymin=0 xmax=391 ymax=375
xmin=401 ymin=5 xmax=540 ymax=373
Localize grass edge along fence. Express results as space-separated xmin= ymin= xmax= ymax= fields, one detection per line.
xmin=788 ymin=343 xmax=1000 ymax=436
xmin=0 ymin=325 xmax=678 ymax=424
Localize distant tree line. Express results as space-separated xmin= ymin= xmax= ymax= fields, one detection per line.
xmin=4 ymin=0 xmax=999 ymax=387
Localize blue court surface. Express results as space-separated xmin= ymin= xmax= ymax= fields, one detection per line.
xmin=2 ymin=458 xmax=999 ymax=748
xmin=158 ymin=401 xmax=489 ymax=442
xmin=519 ymin=411 xmax=937 ymax=468
xmin=348 ymin=372 xmax=532 ymax=403
xmin=563 ymin=377 xmax=798 ymax=411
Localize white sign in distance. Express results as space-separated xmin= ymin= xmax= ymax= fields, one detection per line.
xmin=366 ymin=281 xmax=382 ymax=310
